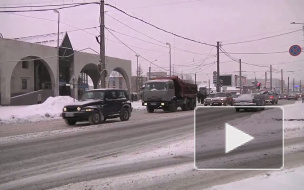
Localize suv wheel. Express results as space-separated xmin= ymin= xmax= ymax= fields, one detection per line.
xmin=120 ymin=108 xmax=130 ymax=121
xmin=147 ymin=106 xmax=154 ymax=113
xmin=65 ymin=119 xmax=76 ymax=125
xmin=235 ymin=108 xmax=240 ymax=112
xmin=89 ymin=111 xmax=102 ymax=125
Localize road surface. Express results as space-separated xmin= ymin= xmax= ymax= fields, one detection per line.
xmin=0 ymin=100 xmax=303 ymax=190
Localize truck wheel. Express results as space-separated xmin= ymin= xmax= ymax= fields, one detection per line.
xmin=190 ymin=99 xmax=196 ymax=110
xmin=182 ymin=100 xmax=190 ymax=111
xmin=169 ymin=100 xmax=177 ymax=112
xmin=120 ymin=108 xmax=130 ymax=121
xmin=271 ymin=101 xmax=275 ymax=105
xmin=147 ymin=106 xmax=154 ymax=113
xmin=65 ymin=119 xmax=76 ymax=125
xmin=89 ymin=111 xmax=102 ymax=125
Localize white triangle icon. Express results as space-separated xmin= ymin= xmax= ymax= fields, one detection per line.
xmin=225 ymin=123 xmax=254 ymax=153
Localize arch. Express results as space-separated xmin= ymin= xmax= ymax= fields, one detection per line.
xmin=9 ymin=56 xmax=55 ymax=104
xmin=106 ymin=67 xmax=131 ymax=94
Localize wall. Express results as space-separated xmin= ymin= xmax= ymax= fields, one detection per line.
xmin=11 ymin=59 xmax=35 ymax=95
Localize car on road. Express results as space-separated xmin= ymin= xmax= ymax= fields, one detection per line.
xmin=260 ymin=91 xmax=278 ymax=104
xmin=62 ymin=89 xmax=132 ymax=125
xmin=278 ymin=93 xmax=288 ymax=99
xmin=203 ymin=93 xmax=215 ymax=106
xmin=287 ymin=93 xmax=298 ymax=100
xmin=234 ymin=93 xmax=265 ymax=112
xmin=210 ymin=92 xmax=233 ymax=106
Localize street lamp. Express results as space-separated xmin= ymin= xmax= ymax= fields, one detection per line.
xmin=149 ymin=59 xmax=157 ymax=80
xmin=166 ymin=42 xmax=172 ymax=77
xmin=291 ymin=22 xmax=304 ymax=44
xmin=53 ymin=9 xmax=60 ymax=96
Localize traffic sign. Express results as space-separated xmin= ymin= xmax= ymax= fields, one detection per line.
xmin=289 ymin=45 xmax=301 ymax=56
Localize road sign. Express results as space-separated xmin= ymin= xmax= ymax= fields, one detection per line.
xmin=289 ymin=45 xmax=301 ymax=56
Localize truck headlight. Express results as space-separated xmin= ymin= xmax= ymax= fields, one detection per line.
xmin=144 ymin=103 xmax=147 ymax=106
xmin=161 ymin=103 xmax=165 ymax=106
xmin=77 ymin=107 xmax=81 ymax=111
xmin=221 ymin=98 xmax=224 ymax=101
xmin=63 ymin=107 xmax=67 ymax=112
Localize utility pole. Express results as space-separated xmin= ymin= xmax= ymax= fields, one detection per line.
xmin=208 ymin=79 xmax=210 ymax=94
xmin=281 ymin=69 xmax=283 ymax=93
xmin=270 ymin=65 xmax=272 ymax=91
xmin=149 ymin=66 xmax=151 ymax=80
xmin=195 ymin=74 xmax=196 ymax=85
xmin=136 ymin=55 xmax=139 ymax=93
xmin=288 ymin=77 xmax=290 ymax=94
xmin=216 ymin=41 xmax=220 ymax=92
xmin=166 ymin=43 xmax=172 ymax=77
xmin=293 ymin=78 xmax=295 ymax=92
xmin=239 ymin=59 xmax=242 ymax=94
xmin=265 ymin=72 xmax=267 ymax=89
xmin=100 ymin=0 xmax=106 ymax=88
xmin=300 ymin=80 xmax=302 ymax=93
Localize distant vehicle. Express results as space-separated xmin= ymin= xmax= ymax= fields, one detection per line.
xmin=278 ymin=93 xmax=288 ymax=99
xmin=142 ymin=76 xmax=197 ymax=113
xmin=62 ymin=89 xmax=132 ymax=125
xmin=234 ymin=93 xmax=265 ymax=112
xmin=260 ymin=91 xmax=278 ymax=104
xmin=232 ymin=94 xmax=239 ymax=102
xmin=210 ymin=92 xmax=233 ymax=106
xmin=287 ymin=93 xmax=298 ymax=100
xmin=203 ymin=93 xmax=215 ymax=106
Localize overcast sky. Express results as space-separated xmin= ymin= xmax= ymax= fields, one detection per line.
xmin=1 ymin=0 xmax=304 ymax=84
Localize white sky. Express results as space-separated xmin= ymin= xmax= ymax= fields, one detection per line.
xmin=1 ymin=0 xmax=304 ymax=84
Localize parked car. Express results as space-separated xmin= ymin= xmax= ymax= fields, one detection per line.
xmin=234 ymin=93 xmax=265 ymax=112
xmin=203 ymin=93 xmax=215 ymax=106
xmin=260 ymin=91 xmax=278 ymax=104
xmin=288 ymin=93 xmax=298 ymax=100
xmin=278 ymin=93 xmax=288 ymax=99
xmin=62 ymin=89 xmax=132 ymax=125
xmin=210 ymin=92 xmax=233 ymax=106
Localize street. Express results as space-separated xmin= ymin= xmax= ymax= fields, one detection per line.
xmin=0 ymin=100 xmax=303 ymax=190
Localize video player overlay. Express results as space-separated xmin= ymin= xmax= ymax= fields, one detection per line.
xmin=195 ymin=106 xmax=283 ymax=170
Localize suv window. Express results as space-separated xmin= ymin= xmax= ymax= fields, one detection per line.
xmin=117 ymin=90 xmax=127 ymax=99
xmin=106 ymin=90 xmax=118 ymax=99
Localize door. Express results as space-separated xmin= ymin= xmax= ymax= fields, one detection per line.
xmin=104 ymin=91 xmax=117 ymax=115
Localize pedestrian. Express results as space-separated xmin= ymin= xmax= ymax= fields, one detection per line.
xmin=37 ymin=93 xmax=42 ymax=104
xmin=197 ymin=92 xmax=201 ymax=103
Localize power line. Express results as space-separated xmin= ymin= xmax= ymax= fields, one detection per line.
xmin=106 ymin=28 xmax=169 ymax=72
xmin=0 ymin=2 xmax=98 ymax=9
xmin=0 ymin=3 xmax=98 ymax=13
xmin=222 ymin=51 xmax=288 ymax=55
xmin=222 ymin=29 xmax=302 ymax=46
xmin=126 ymin=0 xmax=205 ymax=10
xmin=104 ymin=3 xmax=215 ymax=47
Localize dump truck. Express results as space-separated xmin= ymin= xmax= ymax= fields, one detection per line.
xmin=142 ymin=76 xmax=198 ymax=113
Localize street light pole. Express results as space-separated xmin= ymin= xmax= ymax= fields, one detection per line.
xmin=136 ymin=55 xmax=139 ymax=94
xmin=53 ymin=9 xmax=60 ymax=96
xmin=166 ymin=42 xmax=171 ymax=77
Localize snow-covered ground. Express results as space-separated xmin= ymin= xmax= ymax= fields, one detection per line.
xmin=51 ymin=101 xmax=304 ymax=190
xmin=0 ymin=97 xmax=146 ymax=124
xmin=209 ymin=166 xmax=304 ymax=190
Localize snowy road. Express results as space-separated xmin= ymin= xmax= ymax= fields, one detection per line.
xmin=0 ymin=100 xmax=303 ymax=190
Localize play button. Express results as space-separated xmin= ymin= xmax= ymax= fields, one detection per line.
xmin=225 ymin=123 xmax=254 ymax=153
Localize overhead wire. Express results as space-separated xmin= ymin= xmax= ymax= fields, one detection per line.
xmin=106 ymin=28 xmax=169 ymax=72
xmin=222 ymin=29 xmax=302 ymax=46
xmin=104 ymin=3 xmax=215 ymax=47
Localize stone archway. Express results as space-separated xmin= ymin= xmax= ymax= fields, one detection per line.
xmin=75 ymin=63 xmax=100 ymax=99
xmin=9 ymin=56 xmax=55 ymax=105
xmin=106 ymin=67 xmax=131 ymax=94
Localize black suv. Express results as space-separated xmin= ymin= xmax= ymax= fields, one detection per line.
xmin=62 ymin=89 xmax=132 ymax=125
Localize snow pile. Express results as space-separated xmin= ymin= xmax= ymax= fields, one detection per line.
xmin=131 ymin=101 xmax=146 ymax=111
xmin=209 ymin=166 xmax=304 ymax=190
xmin=0 ymin=96 xmax=74 ymax=124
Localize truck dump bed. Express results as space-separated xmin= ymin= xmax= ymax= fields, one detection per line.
xmin=154 ymin=76 xmax=197 ymax=99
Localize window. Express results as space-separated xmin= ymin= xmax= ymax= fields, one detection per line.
xmin=106 ymin=91 xmax=117 ymax=99
xmin=112 ymin=80 xmax=116 ymax=88
xmin=117 ymin=91 xmax=127 ymax=99
xmin=22 ymin=79 xmax=27 ymax=89
xmin=22 ymin=61 xmax=29 ymax=69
